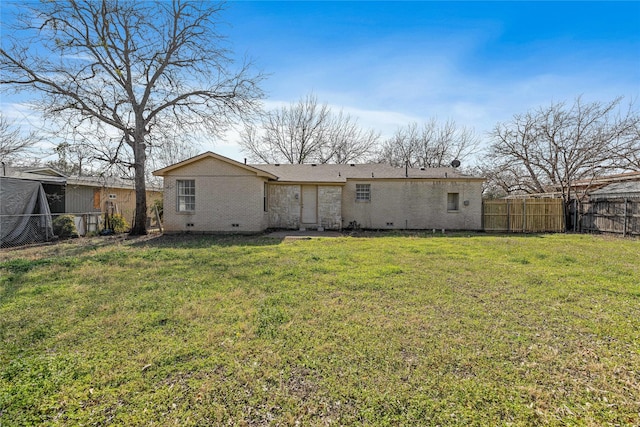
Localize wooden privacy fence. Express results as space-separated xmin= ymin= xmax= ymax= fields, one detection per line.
xmin=483 ymin=198 xmax=565 ymax=233
xmin=576 ymin=198 xmax=640 ymax=236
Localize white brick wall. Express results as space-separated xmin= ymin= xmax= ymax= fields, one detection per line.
xmin=162 ymin=157 xmax=268 ymax=233
xmin=158 ymin=155 xmax=484 ymax=233
xmin=342 ymin=179 xmax=483 ymax=230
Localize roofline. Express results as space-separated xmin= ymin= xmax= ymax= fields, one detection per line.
xmin=0 ymin=173 xmax=67 ymax=185
xmin=268 ymin=177 xmax=485 ymax=184
xmin=21 ymin=167 xmax=68 ymax=178
xmin=268 ymin=180 xmax=346 ymax=186
xmin=66 ymin=177 xmax=163 ymax=192
xmin=152 ymin=151 xmax=278 ymax=179
xmin=572 ymin=171 xmax=640 ymax=186
xmin=343 ymin=177 xmax=486 ymax=182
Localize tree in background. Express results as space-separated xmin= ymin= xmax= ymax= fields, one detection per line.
xmin=615 ymin=119 xmax=640 ymax=171
xmin=483 ymin=97 xmax=639 ymax=203
xmin=0 ymin=114 xmax=40 ymax=164
xmin=378 ymin=119 xmax=479 ymax=169
xmin=1 ymin=0 xmax=263 ymax=234
xmin=46 ymin=141 xmax=95 ymax=176
xmin=240 ymin=94 xmax=379 ymax=164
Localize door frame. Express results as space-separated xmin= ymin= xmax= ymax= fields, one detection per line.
xmin=301 ymin=185 xmax=318 ymax=225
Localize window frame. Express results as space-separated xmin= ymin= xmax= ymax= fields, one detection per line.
xmin=176 ymin=179 xmax=196 ymax=212
xmin=355 ymin=183 xmax=371 ymax=202
xmin=447 ymin=192 xmax=460 ymax=212
xmin=263 ymin=182 xmax=268 ymax=212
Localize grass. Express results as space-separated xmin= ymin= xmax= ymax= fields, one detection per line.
xmin=1 ymin=232 xmax=638 ymax=426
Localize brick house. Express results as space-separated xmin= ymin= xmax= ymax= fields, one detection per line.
xmin=153 ymin=151 xmax=485 ymax=233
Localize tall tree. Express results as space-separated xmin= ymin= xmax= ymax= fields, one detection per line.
xmin=1 ymin=0 xmax=263 ymax=234
xmin=240 ymin=94 xmax=379 ymax=164
xmin=484 ymin=97 xmax=639 ymax=203
xmin=0 ymin=114 xmax=40 ymax=164
xmin=378 ymin=119 xmax=479 ymax=168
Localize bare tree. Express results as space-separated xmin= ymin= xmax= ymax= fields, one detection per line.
xmin=0 ymin=114 xmax=40 ymax=164
xmin=46 ymin=141 xmax=95 ymax=176
xmin=378 ymin=119 xmax=479 ymax=168
xmin=616 ymin=118 xmax=640 ymax=171
xmin=318 ymin=111 xmax=380 ymax=164
xmin=485 ymin=97 xmax=639 ymax=203
xmin=240 ymin=94 xmax=379 ymax=164
xmin=1 ymin=0 xmax=263 ymax=234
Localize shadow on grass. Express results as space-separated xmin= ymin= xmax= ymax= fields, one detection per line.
xmin=129 ymin=230 xmax=554 ymax=247
xmin=344 ymin=230 xmax=550 ymax=239
xmin=127 ymin=233 xmax=285 ymax=249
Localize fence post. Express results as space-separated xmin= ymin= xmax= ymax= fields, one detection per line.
xmin=154 ymin=204 xmax=163 ymax=233
xmin=507 ymin=199 xmax=510 ymax=232
xmin=522 ymin=198 xmax=527 ymax=232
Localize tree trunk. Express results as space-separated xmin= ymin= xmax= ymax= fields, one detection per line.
xmin=130 ymin=137 xmax=148 ymax=235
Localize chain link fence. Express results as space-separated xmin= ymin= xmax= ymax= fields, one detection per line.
xmin=0 ymin=212 xmax=103 ymax=249
xmin=0 ymin=214 xmax=54 ymax=249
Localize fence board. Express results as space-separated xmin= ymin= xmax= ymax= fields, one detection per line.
xmin=483 ymin=198 xmax=565 ymax=233
xmin=578 ymin=198 xmax=640 ymax=236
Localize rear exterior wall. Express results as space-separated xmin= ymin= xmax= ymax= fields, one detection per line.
xmin=162 ymin=157 xmax=268 ymax=233
xmin=342 ymin=179 xmax=483 ymax=230
xmin=267 ymin=184 xmax=343 ymax=230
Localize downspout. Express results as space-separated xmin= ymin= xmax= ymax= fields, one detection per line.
xmin=1 ymin=161 xmax=5 ymax=176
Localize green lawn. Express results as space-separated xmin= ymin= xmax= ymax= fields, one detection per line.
xmin=1 ymin=233 xmax=638 ymax=426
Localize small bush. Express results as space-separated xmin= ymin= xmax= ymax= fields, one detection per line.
xmin=105 ymin=213 xmax=130 ymax=234
xmin=53 ymin=215 xmax=79 ymax=239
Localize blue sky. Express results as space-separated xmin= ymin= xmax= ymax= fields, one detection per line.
xmin=2 ymin=1 xmax=639 ymax=162
xmin=209 ymin=1 xmax=640 ymax=160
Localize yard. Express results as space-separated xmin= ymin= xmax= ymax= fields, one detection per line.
xmin=1 ymin=233 xmax=638 ymax=426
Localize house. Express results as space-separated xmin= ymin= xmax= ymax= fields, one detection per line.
xmin=1 ymin=166 xmax=162 ymax=235
xmin=65 ymin=175 xmax=163 ymax=232
xmin=153 ymin=151 xmax=485 ymax=233
xmin=588 ymin=180 xmax=640 ymax=201
xmin=517 ymin=171 xmax=640 ymax=201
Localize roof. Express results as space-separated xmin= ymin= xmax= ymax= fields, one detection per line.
xmin=573 ymin=171 xmax=640 ymax=186
xmin=66 ymin=175 xmax=163 ymax=192
xmin=3 ymin=166 xmax=161 ymax=190
xmin=2 ymin=167 xmax=67 ymax=185
xmin=252 ymin=163 xmax=479 ymax=183
xmin=152 ymin=151 xmax=278 ymax=179
xmin=589 ymin=181 xmax=640 ymax=199
xmin=152 ymin=150 xmax=483 ymax=182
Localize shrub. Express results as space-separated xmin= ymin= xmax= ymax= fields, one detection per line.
xmin=53 ymin=215 xmax=79 ymax=239
xmin=105 ymin=213 xmax=130 ymax=234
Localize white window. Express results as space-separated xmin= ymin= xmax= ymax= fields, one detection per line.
xmin=177 ymin=180 xmax=195 ymax=212
xmin=355 ymin=184 xmax=371 ymax=202
xmin=447 ymin=193 xmax=459 ymax=211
